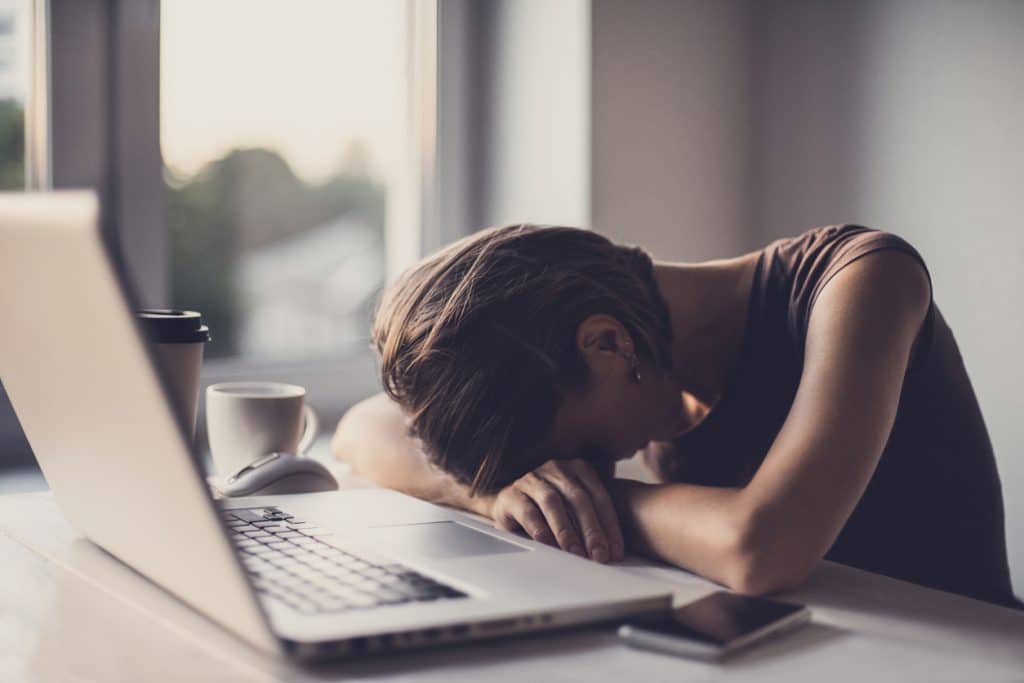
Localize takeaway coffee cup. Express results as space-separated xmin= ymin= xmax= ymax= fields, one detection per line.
xmin=205 ymin=382 xmax=319 ymax=478
xmin=137 ymin=309 xmax=210 ymax=439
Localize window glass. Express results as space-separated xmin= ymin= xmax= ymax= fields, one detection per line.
xmin=161 ymin=0 xmax=408 ymax=360
xmin=0 ymin=0 xmax=30 ymax=467
xmin=0 ymin=0 xmax=26 ymax=190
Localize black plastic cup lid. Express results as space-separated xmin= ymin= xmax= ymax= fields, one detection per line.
xmin=136 ymin=309 xmax=211 ymax=344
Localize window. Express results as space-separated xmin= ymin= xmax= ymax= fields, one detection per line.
xmin=3 ymin=0 xmax=442 ymax=463
xmin=161 ymin=1 xmax=410 ymax=365
xmin=0 ymin=0 xmax=30 ymax=466
xmin=157 ymin=0 xmax=435 ymax=428
xmin=0 ymin=0 xmax=26 ymax=191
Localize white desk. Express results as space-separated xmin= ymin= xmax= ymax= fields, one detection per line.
xmin=1 ymin=489 xmax=1022 ymax=682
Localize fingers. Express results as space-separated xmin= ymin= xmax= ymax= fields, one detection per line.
xmin=492 ymin=489 xmax=555 ymax=546
xmin=568 ymin=462 xmax=625 ymax=562
xmin=519 ymin=474 xmax=586 ymax=557
xmin=490 ymin=458 xmax=625 ymax=564
xmin=539 ymin=460 xmax=614 ymax=563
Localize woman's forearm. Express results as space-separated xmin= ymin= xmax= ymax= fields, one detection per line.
xmin=331 ymin=393 xmax=493 ymax=517
xmin=612 ymin=479 xmax=772 ymax=592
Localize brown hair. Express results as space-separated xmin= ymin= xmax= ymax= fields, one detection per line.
xmin=372 ymin=224 xmax=673 ymax=494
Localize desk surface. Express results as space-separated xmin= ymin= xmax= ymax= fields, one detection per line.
xmin=1 ymin=489 xmax=1022 ymax=683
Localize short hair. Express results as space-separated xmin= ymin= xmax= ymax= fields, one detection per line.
xmin=372 ymin=224 xmax=673 ymax=494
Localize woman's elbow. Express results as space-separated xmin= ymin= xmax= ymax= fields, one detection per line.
xmin=330 ymin=400 xmax=373 ymax=464
xmin=721 ymin=554 xmax=810 ymax=597
xmin=719 ymin=515 xmax=816 ymax=596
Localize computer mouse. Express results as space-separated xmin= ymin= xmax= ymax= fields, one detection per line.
xmin=218 ymin=452 xmax=339 ymax=497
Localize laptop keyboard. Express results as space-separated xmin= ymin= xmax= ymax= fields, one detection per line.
xmin=223 ymin=506 xmax=467 ymax=614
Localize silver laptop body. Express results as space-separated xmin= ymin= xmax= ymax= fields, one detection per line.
xmin=0 ymin=191 xmax=672 ymax=660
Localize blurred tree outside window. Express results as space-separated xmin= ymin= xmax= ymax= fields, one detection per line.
xmin=161 ymin=0 xmax=405 ymax=361
xmin=0 ymin=0 xmax=25 ymax=190
xmin=0 ymin=98 xmax=22 ymax=189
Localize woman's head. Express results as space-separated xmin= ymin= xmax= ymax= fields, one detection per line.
xmin=373 ymin=224 xmax=684 ymax=494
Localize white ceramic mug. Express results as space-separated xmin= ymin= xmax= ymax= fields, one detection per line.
xmin=205 ymin=382 xmax=319 ymax=478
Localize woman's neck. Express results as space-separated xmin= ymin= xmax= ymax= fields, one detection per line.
xmin=652 ymin=253 xmax=759 ymax=407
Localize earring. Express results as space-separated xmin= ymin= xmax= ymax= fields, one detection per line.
xmin=630 ymin=354 xmax=642 ymax=384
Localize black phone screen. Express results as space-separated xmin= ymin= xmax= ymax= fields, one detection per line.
xmin=636 ymin=592 xmax=805 ymax=646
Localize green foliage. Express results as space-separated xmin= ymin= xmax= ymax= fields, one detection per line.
xmin=0 ymin=99 xmax=25 ymax=190
xmin=166 ymin=162 xmax=242 ymax=357
xmin=165 ymin=147 xmax=387 ymax=358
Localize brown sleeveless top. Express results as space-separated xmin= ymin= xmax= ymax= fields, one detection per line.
xmin=651 ymin=225 xmax=1018 ymax=608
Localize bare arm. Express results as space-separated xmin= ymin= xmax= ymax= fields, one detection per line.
xmin=332 ymin=394 xmax=625 ymax=563
xmin=331 ymin=393 xmax=492 ymax=516
xmin=613 ymin=250 xmax=932 ymax=594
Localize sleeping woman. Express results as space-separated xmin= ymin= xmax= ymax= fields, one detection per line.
xmin=331 ymin=223 xmax=1019 ymax=608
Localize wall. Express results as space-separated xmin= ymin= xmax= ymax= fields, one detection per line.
xmin=856 ymin=0 xmax=1024 ymax=594
xmin=477 ymin=0 xmax=591 ymax=229
xmin=592 ymin=0 xmax=1024 ymax=593
xmin=592 ymin=0 xmax=752 ymax=262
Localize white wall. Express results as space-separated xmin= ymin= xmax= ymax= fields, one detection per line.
xmin=592 ymin=0 xmax=1024 ymax=593
xmin=480 ymin=0 xmax=590 ymax=228
xmin=592 ymin=0 xmax=752 ymax=262
xmin=855 ymin=0 xmax=1024 ymax=594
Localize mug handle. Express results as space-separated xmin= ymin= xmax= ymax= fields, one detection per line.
xmin=297 ymin=404 xmax=319 ymax=455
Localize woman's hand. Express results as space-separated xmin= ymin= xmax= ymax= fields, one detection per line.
xmin=485 ymin=459 xmax=625 ymax=563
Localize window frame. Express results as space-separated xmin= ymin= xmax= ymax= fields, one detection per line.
xmin=4 ymin=0 xmax=482 ymax=457
xmin=28 ymin=0 xmax=465 ymax=433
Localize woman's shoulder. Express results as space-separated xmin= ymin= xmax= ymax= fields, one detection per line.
xmin=765 ymin=224 xmax=927 ymax=272
xmin=757 ymin=224 xmax=932 ymax=340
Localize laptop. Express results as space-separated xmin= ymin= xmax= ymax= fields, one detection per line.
xmin=0 ymin=191 xmax=672 ymax=661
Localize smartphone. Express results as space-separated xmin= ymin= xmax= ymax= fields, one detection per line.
xmin=618 ymin=591 xmax=810 ymax=660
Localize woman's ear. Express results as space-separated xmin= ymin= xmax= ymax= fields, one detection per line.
xmin=576 ymin=314 xmax=634 ymax=376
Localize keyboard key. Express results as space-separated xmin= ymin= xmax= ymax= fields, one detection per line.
xmin=241 ymin=545 xmax=269 ymax=555
xmin=333 ymin=557 xmax=366 ymax=569
xmin=313 ymin=547 xmax=342 ymax=558
xmin=262 ymin=569 xmax=294 ymax=581
xmin=290 ymin=566 xmax=321 ymax=578
xmin=229 ymin=509 xmax=266 ymax=522
xmin=246 ymin=545 xmax=275 ymax=556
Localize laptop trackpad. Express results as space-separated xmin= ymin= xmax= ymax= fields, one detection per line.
xmin=368 ymin=521 xmax=528 ymax=560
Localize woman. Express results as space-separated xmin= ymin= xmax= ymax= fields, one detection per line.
xmin=332 ymin=224 xmax=1018 ymax=608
